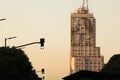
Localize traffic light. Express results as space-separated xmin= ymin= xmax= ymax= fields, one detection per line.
xmin=41 ymin=68 xmax=45 ymax=74
xmin=40 ymin=38 xmax=45 ymax=49
xmin=42 ymin=76 xmax=45 ymax=80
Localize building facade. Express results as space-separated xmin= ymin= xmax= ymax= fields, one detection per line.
xmin=70 ymin=0 xmax=104 ymax=74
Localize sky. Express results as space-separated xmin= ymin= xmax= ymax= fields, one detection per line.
xmin=0 ymin=0 xmax=120 ymax=80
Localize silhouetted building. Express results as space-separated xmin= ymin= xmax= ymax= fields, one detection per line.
xmin=70 ymin=0 xmax=104 ymax=74
xmin=63 ymin=70 xmax=120 ymax=80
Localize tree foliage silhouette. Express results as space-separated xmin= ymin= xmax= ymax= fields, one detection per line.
xmin=0 ymin=47 xmax=41 ymax=80
xmin=101 ymin=54 xmax=120 ymax=74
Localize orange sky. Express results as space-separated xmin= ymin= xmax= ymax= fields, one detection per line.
xmin=0 ymin=0 xmax=120 ymax=80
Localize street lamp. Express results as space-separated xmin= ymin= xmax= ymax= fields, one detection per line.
xmin=5 ymin=36 xmax=17 ymax=47
xmin=0 ymin=18 xmax=6 ymax=21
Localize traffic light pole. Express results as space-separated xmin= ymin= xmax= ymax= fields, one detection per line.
xmin=15 ymin=42 xmax=40 ymax=48
xmin=15 ymin=38 xmax=45 ymax=49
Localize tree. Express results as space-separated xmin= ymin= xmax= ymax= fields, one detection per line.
xmin=101 ymin=54 xmax=120 ymax=74
xmin=0 ymin=47 xmax=42 ymax=80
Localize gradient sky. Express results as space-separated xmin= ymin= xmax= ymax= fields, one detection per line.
xmin=0 ymin=0 xmax=120 ymax=80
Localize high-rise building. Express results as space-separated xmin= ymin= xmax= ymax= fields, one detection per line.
xmin=70 ymin=0 xmax=104 ymax=74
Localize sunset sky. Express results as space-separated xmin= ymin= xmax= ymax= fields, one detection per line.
xmin=0 ymin=0 xmax=120 ymax=80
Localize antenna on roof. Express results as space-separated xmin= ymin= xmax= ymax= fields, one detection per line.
xmin=82 ymin=0 xmax=89 ymax=13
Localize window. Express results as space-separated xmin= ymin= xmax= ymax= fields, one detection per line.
xmin=76 ymin=65 xmax=78 ymax=67
xmin=94 ymin=61 xmax=97 ymax=64
xmin=90 ymin=62 xmax=92 ymax=64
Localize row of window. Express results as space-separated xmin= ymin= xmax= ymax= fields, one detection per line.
xmin=73 ymin=52 xmax=97 ymax=55
xmin=75 ymin=61 xmax=101 ymax=65
xmin=76 ymin=58 xmax=102 ymax=61
xmin=73 ymin=52 xmax=99 ymax=56
xmin=73 ymin=49 xmax=98 ymax=52
xmin=76 ymin=67 xmax=101 ymax=72
xmin=76 ymin=65 xmax=102 ymax=69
